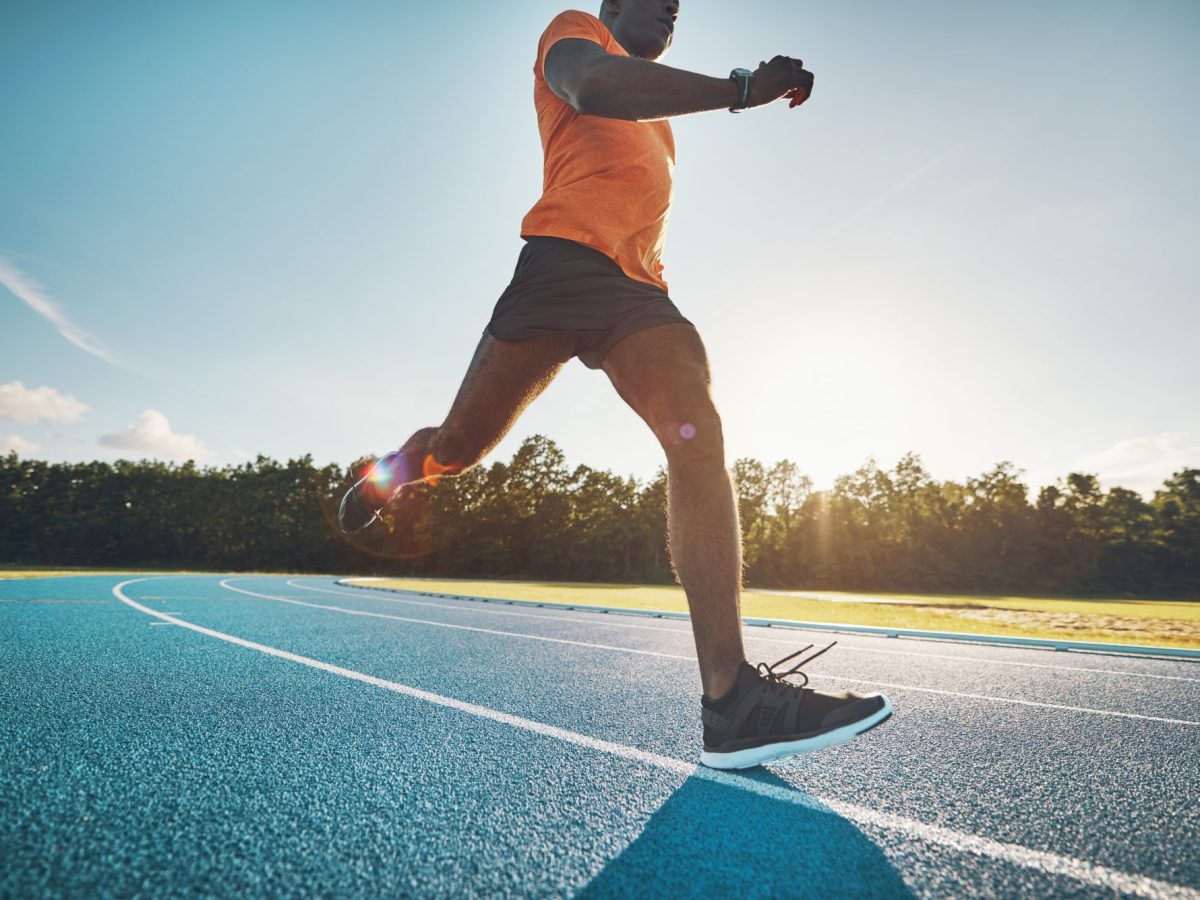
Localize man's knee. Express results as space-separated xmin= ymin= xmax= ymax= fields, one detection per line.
xmin=431 ymin=423 xmax=497 ymax=474
xmin=657 ymin=408 xmax=726 ymax=468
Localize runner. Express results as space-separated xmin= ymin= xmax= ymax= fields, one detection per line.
xmin=339 ymin=0 xmax=891 ymax=769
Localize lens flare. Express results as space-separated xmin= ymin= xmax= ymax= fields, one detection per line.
xmin=361 ymin=451 xmax=410 ymax=505
xmin=324 ymin=447 xmax=466 ymax=561
xmin=679 ymin=422 xmax=696 ymax=440
xmin=318 ymin=458 xmax=435 ymax=561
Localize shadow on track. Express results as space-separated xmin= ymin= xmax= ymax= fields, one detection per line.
xmin=576 ymin=768 xmax=911 ymax=899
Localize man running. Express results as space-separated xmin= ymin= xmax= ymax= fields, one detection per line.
xmin=339 ymin=0 xmax=891 ymax=769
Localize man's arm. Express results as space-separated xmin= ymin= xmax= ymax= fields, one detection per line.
xmin=545 ymin=40 xmax=814 ymax=121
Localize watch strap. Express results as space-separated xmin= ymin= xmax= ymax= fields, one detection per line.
xmin=729 ymin=68 xmax=754 ymax=113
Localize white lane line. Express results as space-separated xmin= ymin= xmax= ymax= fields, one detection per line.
xmin=221 ymin=580 xmax=689 ymax=662
xmin=287 ymin=580 xmax=697 ymax=634
xmin=113 ymin=578 xmax=1198 ymax=900
xmin=229 ymin=580 xmax=1199 ymax=727
xmin=805 ymin=644 xmax=1200 ymax=683
xmin=149 ymin=622 xmax=177 ymax=626
xmin=810 ymin=674 xmax=1200 ymax=725
xmin=318 ymin=580 xmax=1200 ymax=684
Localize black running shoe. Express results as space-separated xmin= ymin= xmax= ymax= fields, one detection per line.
xmin=338 ymin=450 xmax=406 ymax=534
xmin=699 ymin=643 xmax=892 ymax=770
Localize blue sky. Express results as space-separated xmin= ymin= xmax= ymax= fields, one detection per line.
xmin=2 ymin=0 xmax=1198 ymax=496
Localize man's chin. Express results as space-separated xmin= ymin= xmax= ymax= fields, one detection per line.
xmin=636 ymin=39 xmax=670 ymax=61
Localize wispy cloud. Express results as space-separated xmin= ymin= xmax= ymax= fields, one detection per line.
xmin=0 ymin=434 xmax=39 ymax=456
xmin=100 ymin=410 xmax=215 ymax=462
xmin=0 ymin=381 xmax=89 ymax=424
xmin=0 ymin=254 xmax=120 ymax=366
xmin=833 ymin=138 xmax=972 ymax=236
xmin=1072 ymin=433 xmax=1200 ymax=496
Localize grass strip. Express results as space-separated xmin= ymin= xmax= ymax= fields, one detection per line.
xmin=358 ymin=578 xmax=1200 ymax=651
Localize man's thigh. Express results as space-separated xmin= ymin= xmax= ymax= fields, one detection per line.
xmin=601 ymin=323 xmax=721 ymax=451
xmin=442 ymin=331 xmax=577 ymax=452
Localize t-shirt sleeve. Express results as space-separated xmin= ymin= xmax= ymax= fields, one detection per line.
xmin=535 ymin=11 xmax=610 ymax=81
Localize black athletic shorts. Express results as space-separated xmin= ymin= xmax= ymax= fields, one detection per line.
xmin=486 ymin=236 xmax=694 ymax=369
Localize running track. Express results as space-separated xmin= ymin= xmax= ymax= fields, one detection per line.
xmin=2 ymin=575 xmax=1198 ymax=898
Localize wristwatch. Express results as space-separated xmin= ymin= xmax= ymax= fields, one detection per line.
xmin=728 ymin=68 xmax=755 ymax=113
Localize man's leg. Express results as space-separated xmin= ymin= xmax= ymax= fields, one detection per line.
xmin=601 ymin=323 xmax=746 ymax=700
xmin=343 ymin=331 xmax=577 ymax=529
xmin=408 ymin=330 xmax=577 ymax=476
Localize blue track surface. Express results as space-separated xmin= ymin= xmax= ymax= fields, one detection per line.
xmin=2 ymin=575 xmax=1198 ymax=898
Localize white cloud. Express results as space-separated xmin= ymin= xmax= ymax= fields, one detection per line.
xmin=0 ymin=381 xmax=89 ymax=424
xmin=0 ymin=434 xmax=39 ymax=456
xmin=1071 ymin=432 xmax=1200 ymax=496
xmin=0 ymin=255 xmax=119 ymax=366
xmin=99 ymin=410 xmax=215 ymax=462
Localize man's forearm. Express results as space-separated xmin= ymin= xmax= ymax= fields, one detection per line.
xmin=576 ymin=55 xmax=740 ymax=121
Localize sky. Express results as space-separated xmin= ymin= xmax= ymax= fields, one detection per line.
xmin=2 ymin=0 xmax=1198 ymax=497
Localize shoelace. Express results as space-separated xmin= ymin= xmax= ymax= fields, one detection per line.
xmin=756 ymin=641 xmax=838 ymax=691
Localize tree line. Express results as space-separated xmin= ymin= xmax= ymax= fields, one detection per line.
xmin=2 ymin=437 xmax=1197 ymax=597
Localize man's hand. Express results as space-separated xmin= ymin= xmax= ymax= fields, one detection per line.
xmin=749 ymin=56 xmax=815 ymax=109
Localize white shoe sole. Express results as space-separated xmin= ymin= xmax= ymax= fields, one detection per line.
xmin=699 ymin=695 xmax=893 ymax=770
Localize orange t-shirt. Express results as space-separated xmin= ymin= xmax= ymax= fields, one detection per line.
xmin=520 ymin=10 xmax=675 ymax=292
